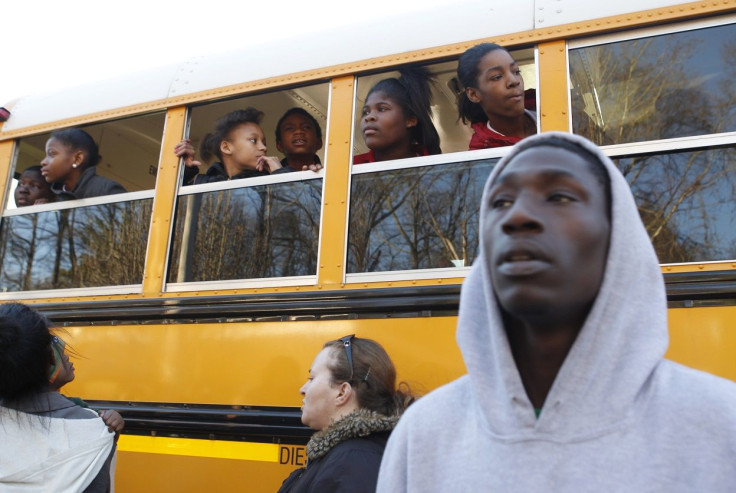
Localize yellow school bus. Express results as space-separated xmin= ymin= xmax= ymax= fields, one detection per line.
xmin=0 ymin=1 xmax=734 ymax=490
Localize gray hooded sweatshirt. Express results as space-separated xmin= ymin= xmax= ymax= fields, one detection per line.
xmin=377 ymin=132 xmax=736 ymax=492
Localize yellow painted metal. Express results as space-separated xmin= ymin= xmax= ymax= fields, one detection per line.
xmin=61 ymin=316 xmax=464 ymax=406
xmin=116 ymin=450 xmax=293 ymax=493
xmin=0 ymin=140 xmax=14 ymax=211
xmin=666 ymin=306 xmax=736 ymax=381
xmin=142 ymin=106 xmax=187 ymax=295
xmin=660 ymin=261 xmax=736 ymax=274
xmin=538 ymin=40 xmax=570 ymax=133
xmin=318 ymin=76 xmax=356 ymax=286
xmin=118 ymin=435 xmax=279 ymax=462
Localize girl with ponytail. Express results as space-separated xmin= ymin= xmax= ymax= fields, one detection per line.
xmin=354 ymin=67 xmax=441 ymax=164
xmin=457 ymin=43 xmax=537 ymax=150
xmin=278 ymin=335 xmax=416 ymax=492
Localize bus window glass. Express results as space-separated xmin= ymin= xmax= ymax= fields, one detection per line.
xmin=168 ymin=179 xmax=322 ymax=283
xmin=615 ymin=146 xmax=736 ymax=264
xmin=168 ymin=83 xmax=328 ymax=285
xmin=352 ymin=50 xmax=536 ymax=161
xmin=347 ymin=158 xmax=496 ymax=273
xmin=0 ymin=199 xmax=152 ymax=291
xmin=570 ymin=23 xmax=736 ymax=145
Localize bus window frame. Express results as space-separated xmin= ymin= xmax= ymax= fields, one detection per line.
xmin=565 ymin=15 xmax=736 ymax=268
xmin=343 ymin=48 xmax=540 ymax=284
xmin=566 ymin=14 xmax=736 ymax=139
xmin=163 ymin=85 xmax=333 ymax=291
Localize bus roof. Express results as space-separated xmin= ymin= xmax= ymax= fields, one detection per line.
xmin=0 ymin=0 xmax=694 ymax=135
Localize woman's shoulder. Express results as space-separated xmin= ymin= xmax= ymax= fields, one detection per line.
xmin=328 ymin=432 xmax=389 ymax=460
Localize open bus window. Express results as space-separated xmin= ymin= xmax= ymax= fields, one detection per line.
xmin=167 ymin=83 xmax=329 ymax=286
xmin=569 ymin=22 xmax=736 ymax=146
xmin=346 ymin=50 xmax=535 ymax=276
xmin=352 ymin=50 xmax=537 ymax=162
xmin=615 ymin=146 xmax=736 ymax=264
xmin=0 ymin=112 xmax=164 ymax=293
xmin=8 ymin=112 xmax=164 ymax=208
xmin=181 ymin=83 xmax=328 ymax=183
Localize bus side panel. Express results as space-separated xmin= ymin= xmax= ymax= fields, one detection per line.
xmin=666 ymin=305 xmax=736 ymax=381
xmin=116 ymin=449 xmax=298 ymax=493
xmin=61 ymin=316 xmax=464 ymax=407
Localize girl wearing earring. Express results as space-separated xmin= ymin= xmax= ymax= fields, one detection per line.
xmin=40 ymin=128 xmax=126 ymax=200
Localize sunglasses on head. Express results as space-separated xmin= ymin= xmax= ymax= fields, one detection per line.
xmin=339 ymin=334 xmax=356 ymax=380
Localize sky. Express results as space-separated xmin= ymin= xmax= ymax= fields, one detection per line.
xmin=1 ymin=0 xmax=455 ymax=107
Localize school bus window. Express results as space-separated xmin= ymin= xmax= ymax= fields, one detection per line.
xmin=7 ymin=112 xmax=163 ymax=206
xmin=347 ymin=157 xmax=497 ymax=273
xmin=0 ymin=112 xmax=163 ymax=293
xmin=569 ymin=22 xmax=736 ymax=146
xmin=347 ymin=50 xmax=535 ymax=275
xmin=615 ymin=146 xmax=736 ymax=264
xmin=179 ymin=84 xmax=328 ymax=184
xmin=168 ymin=83 xmax=328 ymax=285
xmin=352 ymin=49 xmax=536 ymax=163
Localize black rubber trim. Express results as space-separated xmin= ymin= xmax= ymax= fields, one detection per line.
xmin=25 ymin=270 xmax=736 ymax=325
xmin=34 ymin=285 xmax=462 ymax=325
xmin=90 ymin=401 xmax=311 ymax=444
xmin=663 ymin=270 xmax=736 ymax=308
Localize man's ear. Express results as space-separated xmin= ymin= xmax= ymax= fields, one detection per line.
xmin=220 ymin=140 xmax=232 ymax=156
xmin=334 ymin=381 xmax=354 ymax=407
xmin=276 ymin=141 xmax=285 ymax=154
xmin=466 ymin=87 xmax=482 ymax=104
xmin=406 ymin=116 xmax=418 ymax=128
xmin=315 ymin=138 xmax=323 ymax=152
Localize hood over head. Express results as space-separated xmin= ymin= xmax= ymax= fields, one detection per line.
xmin=457 ymin=131 xmax=668 ymax=440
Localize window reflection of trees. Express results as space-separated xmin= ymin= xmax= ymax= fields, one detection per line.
xmin=570 ymin=24 xmax=736 ymax=145
xmin=616 ymin=147 xmax=736 ymax=264
xmin=570 ymin=24 xmax=736 ymax=264
xmin=0 ymin=200 xmax=152 ymax=291
xmin=348 ymin=160 xmax=495 ymax=273
xmin=168 ymin=180 xmax=322 ymax=283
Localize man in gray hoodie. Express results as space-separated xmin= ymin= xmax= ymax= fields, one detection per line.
xmin=377 ymin=132 xmax=736 ymax=491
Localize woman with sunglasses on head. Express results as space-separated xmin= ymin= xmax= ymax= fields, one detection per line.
xmin=278 ymin=335 xmax=415 ymax=493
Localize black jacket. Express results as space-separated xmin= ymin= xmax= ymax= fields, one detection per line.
xmin=278 ymin=410 xmax=398 ymax=493
xmin=51 ymin=167 xmax=126 ymax=200
xmin=184 ymin=161 xmax=275 ymax=185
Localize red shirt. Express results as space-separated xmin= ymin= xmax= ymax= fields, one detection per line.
xmin=353 ymin=146 xmax=430 ymax=164
xmin=468 ymin=110 xmax=538 ymax=150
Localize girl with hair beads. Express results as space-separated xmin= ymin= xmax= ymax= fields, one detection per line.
xmin=174 ymin=107 xmax=284 ymax=185
xmin=278 ymin=335 xmax=415 ymax=493
xmin=457 ymin=43 xmax=537 ymax=150
xmin=354 ymin=67 xmax=441 ymax=164
xmin=40 ymin=128 xmax=127 ymax=200
xmin=0 ymin=303 xmax=116 ymax=492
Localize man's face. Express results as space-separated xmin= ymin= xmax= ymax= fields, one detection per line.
xmin=484 ymin=145 xmax=610 ymax=324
